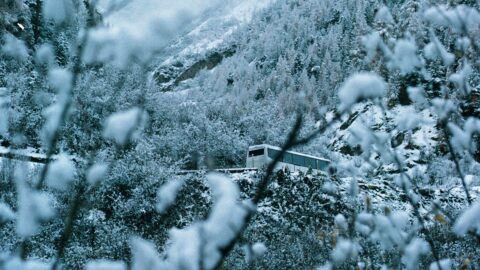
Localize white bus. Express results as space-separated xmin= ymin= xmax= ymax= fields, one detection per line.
xmin=245 ymin=144 xmax=330 ymax=173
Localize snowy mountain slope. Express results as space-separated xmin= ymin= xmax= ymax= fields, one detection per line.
xmin=2 ymin=0 xmax=480 ymax=268
xmin=151 ymin=0 xmax=275 ymax=91
xmin=179 ymin=0 xmax=274 ymax=56
xmin=326 ymin=102 xmax=480 ymax=211
xmin=161 ymin=0 xmax=274 ymax=62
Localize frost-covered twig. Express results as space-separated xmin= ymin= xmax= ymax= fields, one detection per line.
xmin=440 ymin=119 xmax=472 ymax=205
xmin=210 ymin=111 xmax=346 ymax=269
xmin=395 ymin=163 xmax=444 ymax=270
xmin=19 ymin=1 xmax=103 ymax=261
xmin=375 ymin=103 xmax=445 ymax=270
xmin=51 ymin=181 xmax=85 ymax=270
xmin=34 ymin=32 xmax=87 ymax=191
xmin=18 ymin=21 xmax=90 ymax=264
xmin=432 ymin=5 xmax=480 ymax=56
xmin=207 ymin=116 xmax=304 ymax=269
xmin=49 ymin=57 xmax=151 ymax=270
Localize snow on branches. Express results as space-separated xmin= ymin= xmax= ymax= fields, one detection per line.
xmin=338 ymin=72 xmax=386 ymax=111
xmin=103 ymin=107 xmax=146 ymax=146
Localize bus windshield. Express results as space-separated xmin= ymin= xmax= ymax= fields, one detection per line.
xmin=248 ymin=148 xmax=264 ymax=157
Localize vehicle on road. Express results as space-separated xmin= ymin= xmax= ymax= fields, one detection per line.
xmin=246 ymin=144 xmax=330 ymax=173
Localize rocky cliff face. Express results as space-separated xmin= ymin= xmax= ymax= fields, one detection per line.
xmin=153 ymin=45 xmax=237 ymax=91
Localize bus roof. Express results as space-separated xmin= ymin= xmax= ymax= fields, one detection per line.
xmin=248 ymin=144 xmax=331 ymax=162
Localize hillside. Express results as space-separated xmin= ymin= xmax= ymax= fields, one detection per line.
xmin=1 ymin=0 xmax=480 ymax=269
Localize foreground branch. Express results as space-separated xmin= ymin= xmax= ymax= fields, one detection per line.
xmin=212 ymin=111 xmax=345 ymax=269
xmin=440 ymin=120 xmax=472 ymax=205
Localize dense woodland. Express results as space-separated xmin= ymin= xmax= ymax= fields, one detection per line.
xmin=0 ymin=0 xmax=480 ymax=269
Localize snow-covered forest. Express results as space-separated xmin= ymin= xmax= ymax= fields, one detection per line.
xmin=1 ymin=0 xmax=480 ymax=269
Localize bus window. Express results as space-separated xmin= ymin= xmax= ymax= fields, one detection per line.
xmin=283 ymin=153 xmax=293 ymax=164
xmin=318 ymin=160 xmax=329 ymax=170
xmin=268 ymin=148 xmax=282 ymax=159
xmin=292 ymin=154 xmax=304 ymax=166
xmin=305 ymin=157 xmax=315 ymax=169
xmin=304 ymin=157 xmax=311 ymax=168
xmin=249 ymin=148 xmax=264 ymax=157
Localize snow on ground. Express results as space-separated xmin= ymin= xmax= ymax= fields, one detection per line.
xmin=326 ymin=102 xmax=480 ymax=213
xmin=0 ymin=146 xmax=79 ymax=178
xmin=0 ymin=146 xmax=47 ymax=162
xmin=0 ymin=147 xmax=44 ymax=186
xmin=330 ymin=102 xmax=438 ymax=168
